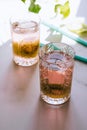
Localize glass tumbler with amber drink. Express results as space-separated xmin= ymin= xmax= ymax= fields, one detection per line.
xmin=39 ymin=42 xmax=75 ymax=105
xmin=10 ymin=13 xmax=40 ymax=66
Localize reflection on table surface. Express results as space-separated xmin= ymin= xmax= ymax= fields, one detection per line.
xmin=0 ymin=40 xmax=87 ymax=130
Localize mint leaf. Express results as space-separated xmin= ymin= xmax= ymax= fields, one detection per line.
xmin=54 ymin=1 xmax=70 ymax=18
xmin=60 ymin=1 xmax=70 ymax=18
xmin=21 ymin=0 xmax=26 ymax=3
xmin=30 ymin=0 xmax=36 ymax=3
xmin=68 ymin=23 xmax=87 ymax=36
xmin=28 ymin=3 xmax=41 ymax=13
xmin=54 ymin=4 xmax=61 ymax=13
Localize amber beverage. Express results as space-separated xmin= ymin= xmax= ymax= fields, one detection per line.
xmin=10 ymin=13 xmax=40 ymax=66
xmin=39 ymin=43 xmax=75 ymax=105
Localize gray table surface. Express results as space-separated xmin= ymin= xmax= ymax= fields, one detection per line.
xmin=0 ymin=41 xmax=87 ymax=130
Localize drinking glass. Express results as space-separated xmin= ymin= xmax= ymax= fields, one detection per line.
xmin=39 ymin=42 xmax=75 ymax=105
xmin=10 ymin=13 xmax=40 ymax=66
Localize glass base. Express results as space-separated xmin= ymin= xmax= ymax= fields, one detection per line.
xmin=41 ymin=92 xmax=70 ymax=105
xmin=13 ymin=55 xmax=39 ymax=66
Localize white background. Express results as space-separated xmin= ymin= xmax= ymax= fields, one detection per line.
xmin=0 ymin=0 xmax=87 ymax=45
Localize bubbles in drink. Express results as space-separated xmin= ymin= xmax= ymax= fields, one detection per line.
xmin=40 ymin=51 xmax=74 ymax=99
xmin=11 ymin=21 xmax=40 ymax=59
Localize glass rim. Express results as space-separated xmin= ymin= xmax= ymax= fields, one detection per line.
xmin=39 ymin=42 xmax=76 ymax=58
xmin=9 ymin=12 xmax=40 ymax=30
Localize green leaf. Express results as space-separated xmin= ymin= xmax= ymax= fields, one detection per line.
xmin=54 ymin=1 xmax=70 ymax=18
xmin=68 ymin=23 xmax=87 ymax=36
xmin=21 ymin=0 xmax=26 ymax=3
xmin=60 ymin=1 xmax=70 ymax=18
xmin=82 ymin=23 xmax=87 ymax=29
xmin=30 ymin=0 xmax=36 ymax=3
xmin=54 ymin=4 xmax=61 ymax=13
xmin=28 ymin=3 xmax=41 ymax=13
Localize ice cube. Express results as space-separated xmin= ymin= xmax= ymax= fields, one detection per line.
xmin=48 ymin=52 xmax=63 ymax=61
xmin=48 ymin=70 xmax=65 ymax=84
xmin=49 ymin=64 xmax=60 ymax=70
xmin=46 ymin=59 xmax=56 ymax=64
